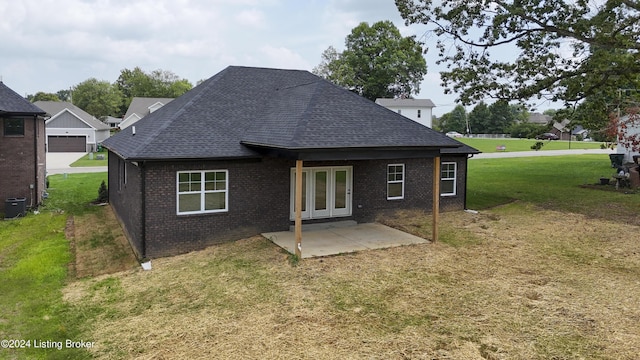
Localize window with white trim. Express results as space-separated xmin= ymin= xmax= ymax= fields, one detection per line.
xmin=441 ymin=162 xmax=457 ymax=196
xmin=387 ymin=164 xmax=404 ymax=200
xmin=177 ymin=170 xmax=228 ymax=214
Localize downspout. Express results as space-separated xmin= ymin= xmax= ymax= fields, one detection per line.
xmin=140 ymin=162 xmax=147 ymax=259
xmin=32 ymin=115 xmax=38 ymax=209
xmin=464 ymin=155 xmax=470 ymax=210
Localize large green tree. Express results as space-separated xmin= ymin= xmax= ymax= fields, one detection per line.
xmin=313 ymin=20 xmax=427 ymax=101
xmin=72 ymin=78 xmax=123 ymax=119
xmin=468 ymin=102 xmax=492 ymax=134
xmin=395 ymin=0 xmax=640 ymax=115
xmin=27 ymin=92 xmax=60 ymax=102
xmin=487 ymin=100 xmax=517 ymax=134
xmin=439 ymin=105 xmax=468 ymax=134
xmin=115 ymin=67 xmax=192 ymax=113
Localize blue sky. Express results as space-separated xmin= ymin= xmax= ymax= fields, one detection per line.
xmin=0 ymin=0 xmax=555 ymax=116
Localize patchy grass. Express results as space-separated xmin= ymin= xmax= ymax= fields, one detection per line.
xmin=62 ymin=205 xmax=640 ymax=359
xmin=458 ymin=137 xmax=605 ymax=153
xmin=70 ymin=152 xmax=108 ymax=167
xmin=69 ymin=205 xmax=138 ymax=279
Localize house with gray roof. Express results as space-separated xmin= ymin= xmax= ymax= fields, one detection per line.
xmin=34 ymin=101 xmax=111 ymax=152
xmin=119 ymin=97 xmax=174 ymax=129
xmin=103 ymin=66 xmax=479 ymax=259
xmin=375 ymin=98 xmax=436 ymax=128
xmin=0 ymin=82 xmax=47 ymax=217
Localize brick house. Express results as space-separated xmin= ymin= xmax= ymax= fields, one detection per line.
xmin=102 ymin=66 xmax=479 ymax=259
xmin=0 ymin=82 xmax=46 ymax=217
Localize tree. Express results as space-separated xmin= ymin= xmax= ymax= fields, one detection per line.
xmin=468 ymin=102 xmax=492 ymax=134
xmin=439 ymin=105 xmax=467 ymax=134
xmin=395 ymin=0 xmax=640 ymax=112
xmin=27 ymin=92 xmax=60 ymax=102
xmin=72 ymin=78 xmax=123 ymax=119
xmin=487 ymin=100 xmax=516 ymax=134
xmin=313 ymin=20 xmax=427 ymax=101
xmin=115 ymin=67 xmax=193 ymax=114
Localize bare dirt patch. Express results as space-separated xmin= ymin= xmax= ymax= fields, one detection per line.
xmin=63 ymin=204 xmax=640 ymax=359
xmin=67 ymin=205 xmax=138 ymax=278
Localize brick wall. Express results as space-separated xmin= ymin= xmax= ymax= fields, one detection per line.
xmin=142 ymin=158 xmax=292 ymax=257
xmin=108 ymin=152 xmax=145 ymax=257
xmin=109 ymin=155 xmax=471 ymax=258
xmin=0 ymin=116 xmax=46 ymax=216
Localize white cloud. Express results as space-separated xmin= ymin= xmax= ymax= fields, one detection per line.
xmin=235 ymin=9 xmax=266 ymax=28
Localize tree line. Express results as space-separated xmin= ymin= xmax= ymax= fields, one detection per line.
xmin=27 ymin=67 xmax=194 ymax=120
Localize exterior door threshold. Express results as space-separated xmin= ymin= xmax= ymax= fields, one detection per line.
xmin=288 ymin=220 xmax=357 ymax=232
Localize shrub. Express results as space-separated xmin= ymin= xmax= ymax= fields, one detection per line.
xmin=96 ymin=180 xmax=108 ymax=203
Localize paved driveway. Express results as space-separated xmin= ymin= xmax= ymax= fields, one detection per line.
xmin=46 ymin=152 xmax=107 ymax=175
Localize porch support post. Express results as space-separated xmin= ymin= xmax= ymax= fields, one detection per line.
xmin=295 ymin=159 xmax=303 ymax=258
xmin=432 ymin=156 xmax=441 ymax=242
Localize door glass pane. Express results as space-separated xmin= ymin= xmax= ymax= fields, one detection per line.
xmin=334 ymin=170 xmax=346 ymax=209
xmin=301 ymin=172 xmax=307 ymax=212
xmin=315 ymin=171 xmax=327 ymax=211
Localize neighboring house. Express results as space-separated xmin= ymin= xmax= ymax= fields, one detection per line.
xmin=103 ymin=66 xmax=479 ymax=259
xmin=375 ymin=98 xmax=435 ymax=128
xmin=34 ymin=101 xmax=111 ymax=152
xmin=528 ymin=112 xmax=552 ymax=125
xmin=0 ymin=82 xmax=47 ymax=216
xmin=550 ymin=119 xmax=572 ymax=140
xmin=104 ymin=116 xmax=122 ymax=129
xmin=119 ymin=97 xmax=174 ymax=129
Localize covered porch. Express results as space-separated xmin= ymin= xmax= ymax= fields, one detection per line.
xmin=263 ymin=221 xmax=429 ymax=259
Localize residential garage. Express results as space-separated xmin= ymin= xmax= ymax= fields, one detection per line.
xmin=47 ymin=135 xmax=86 ymax=152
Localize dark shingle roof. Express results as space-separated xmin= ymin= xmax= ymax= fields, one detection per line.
xmin=0 ymin=82 xmax=46 ymax=116
xmin=103 ymin=66 xmax=476 ymax=160
xmin=34 ymin=101 xmax=111 ymax=130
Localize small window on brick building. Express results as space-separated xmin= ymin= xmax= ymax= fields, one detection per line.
xmin=177 ymin=170 xmax=228 ymax=215
xmin=387 ymin=164 xmax=404 ymax=200
xmin=3 ymin=118 xmax=24 ymax=136
xmin=441 ymin=162 xmax=457 ymax=196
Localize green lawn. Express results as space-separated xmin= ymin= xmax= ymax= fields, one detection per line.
xmin=458 ymin=137 xmax=606 ymax=153
xmin=0 ymin=173 xmax=107 ymax=360
xmin=467 ymin=155 xmax=638 ymax=224
xmin=70 ymin=152 xmax=108 ymax=167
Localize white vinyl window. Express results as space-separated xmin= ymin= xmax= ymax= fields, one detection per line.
xmin=441 ymin=162 xmax=457 ymax=196
xmin=177 ymin=170 xmax=228 ymax=214
xmin=387 ymin=164 xmax=405 ymax=200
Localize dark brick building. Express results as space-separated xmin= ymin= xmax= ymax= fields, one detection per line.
xmin=0 ymin=82 xmax=46 ymax=217
xmin=103 ymin=66 xmax=479 ymax=259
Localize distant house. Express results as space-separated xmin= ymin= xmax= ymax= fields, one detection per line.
xmin=550 ymin=119 xmax=571 ymax=140
xmin=34 ymin=101 xmax=111 ymax=152
xmin=119 ymin=97 xmax=174 ymax=129
xmin=104 ymin=116 xmax=122 ymax=129
xmin=528 ymin=113 xmax=552 ymax=125
xmin=0 ymin=82 xmax=47 ymax=216
xmin=102 ymin=66 xmax=479 ymax=259
xmin=375 ymin=98 xmax=435 ymax=128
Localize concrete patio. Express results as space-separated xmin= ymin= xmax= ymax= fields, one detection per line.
xmin=262 ymin=221 xmax=429 ymax=258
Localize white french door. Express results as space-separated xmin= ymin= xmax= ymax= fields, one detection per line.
xmin=290 ymin=166 xmax=352 ymax=220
